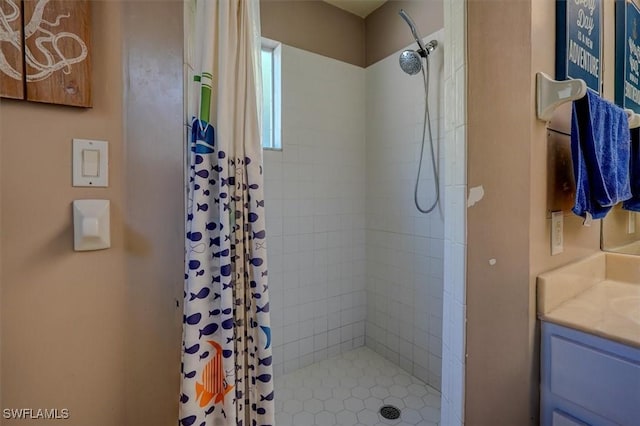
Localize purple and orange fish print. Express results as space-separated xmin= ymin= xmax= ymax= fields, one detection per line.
xmin=195 ymin=341 xmax=234 ymax=407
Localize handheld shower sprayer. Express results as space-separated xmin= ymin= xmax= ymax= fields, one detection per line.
xmin=399 ymin=9 xmax=427 ymax=54
xmin=398 ymin=9 xmax=437 ymax=75
xmin=398 ymin=9 xmax=440 ymax=214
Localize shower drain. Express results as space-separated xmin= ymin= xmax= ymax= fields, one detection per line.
xmin=379 ymin=405 xmax=401 ymax=420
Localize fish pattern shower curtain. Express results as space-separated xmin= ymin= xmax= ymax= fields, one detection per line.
xmin=180 ymin=1 xmax=274 ymax=425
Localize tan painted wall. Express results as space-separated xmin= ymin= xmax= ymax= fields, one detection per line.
xmin=260 ymin=0 xmax=443 ymax=68
xmin=260 ymin=0 xmax=366 ymax=67
xmin=466 ymin=0 xmax=616 ymax=424
xmin=365 ymin=0 xmax=443 ymax=66
xmin=0 ymin=1 xmax=184 ymax=425
xmin=1 ymin=2 xmax=127 ymax=424
xmin=466 ymin=1 xmax=534 ymax=423
xmin=122 ymin=1 xmax=184 ymax=425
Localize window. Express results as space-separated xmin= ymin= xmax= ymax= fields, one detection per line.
xmin=261 ymin=41 xmax=281 ymax=150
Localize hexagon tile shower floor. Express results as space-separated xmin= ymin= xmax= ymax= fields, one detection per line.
xmin=274 ymin=346 xmax=441 ymax=426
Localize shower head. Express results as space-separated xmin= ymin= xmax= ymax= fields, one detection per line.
xmin=399 ymin=9 xmax=427 ymax=54
xmin=399 ymin=40 xmax=437 ymax=75
xmin=398 ymin=9 xmax=438 ymax=75
xmin=399 ymin=50 xmax=422 ymax=75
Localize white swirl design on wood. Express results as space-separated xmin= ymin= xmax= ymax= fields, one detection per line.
xmin=0 ymin=0 xmax=88 ymax=82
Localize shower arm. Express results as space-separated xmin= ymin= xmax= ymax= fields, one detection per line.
xmin=418 ymin=41 xmax=438 ymax=57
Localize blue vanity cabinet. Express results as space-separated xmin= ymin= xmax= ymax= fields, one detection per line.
xmin=540 ymin=322 xmax=640 ymax=426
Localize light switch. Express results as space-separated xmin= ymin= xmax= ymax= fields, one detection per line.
xmin=82 ymin=149 xmax=100 ymax=177
xmin=73 ymin=139 xmax=108 ymax=187
xmin=551 ymin=211 xmax=564 ymax=255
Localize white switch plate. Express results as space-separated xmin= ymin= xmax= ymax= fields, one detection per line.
xmin=73 ymin=139 xmax=108 ymax=187
xmin=629 ymin=211 xmax=636 ymax=234
xmin=551 ymin=211 xmax=564 ymax=256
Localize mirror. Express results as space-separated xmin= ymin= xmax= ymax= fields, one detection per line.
xmin=601 ymin=204 xmax=640 ymax=254
xmin=603 ymin=0 xmax=640 ymax=254
xmin=545 ymin=106 xmax=640 ymax=255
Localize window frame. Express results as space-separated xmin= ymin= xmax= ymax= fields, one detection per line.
xmin=260 ymin=39 xmax=281 ymax=151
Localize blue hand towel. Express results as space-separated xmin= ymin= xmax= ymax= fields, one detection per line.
xmin=623 ymin=128 xmax=640 ymax=211
xmin=571 ymin=90 xmax=631 ymax=219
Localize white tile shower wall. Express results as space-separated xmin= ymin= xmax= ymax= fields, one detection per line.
xmin=364 ymin=29 xmax=445 ymax=391
xmin=263 ymin=45 xmax=367 ymax=378
xmin=442 ymin=0 xmax=467 ymax=425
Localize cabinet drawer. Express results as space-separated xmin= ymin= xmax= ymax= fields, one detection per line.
xmin=552 ymin=410 xmax=588 ymax=426
xmin=549 ymin=335 xmax=640 ymax=425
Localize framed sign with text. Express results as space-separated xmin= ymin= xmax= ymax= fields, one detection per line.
xmin=556 ymin=0 xmax=603 ymax=93
xmin=616 ymin=0 xmax=640 ymax=113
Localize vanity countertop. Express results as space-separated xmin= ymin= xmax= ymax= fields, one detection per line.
xmin=537 ymin=253 xmax=640 ymax=349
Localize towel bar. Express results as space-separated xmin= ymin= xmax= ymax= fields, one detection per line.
xmin=536 ymin=72 xmax=587 ymax=122
xmin=626 ymin=109 xmax=640 ymax=129
xmin=536 ymin=72 xmax=640 ymax=128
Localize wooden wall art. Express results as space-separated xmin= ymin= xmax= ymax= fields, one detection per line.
xmin=0 ymin=0 xmax=25 ymax=99
xmin=0 ymin=0 xmax=91 ymax=107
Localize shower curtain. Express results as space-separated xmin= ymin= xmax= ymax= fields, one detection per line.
xmin=179 ymin=1 xmax=274 ymax=425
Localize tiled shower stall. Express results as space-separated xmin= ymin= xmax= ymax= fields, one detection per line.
xmin=264 ymin=44 xmax=368 ymax=375
xmin=264 ymin=26 xmax=445 ymax=396
xmin=365 ymin=29 xmax=444 ymax=389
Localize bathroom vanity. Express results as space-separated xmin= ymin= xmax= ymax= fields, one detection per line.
xmin=537 ymin=253 xmax=640 ymax=426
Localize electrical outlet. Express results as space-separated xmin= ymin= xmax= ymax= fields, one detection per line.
xmin=551 ymin=211 xmax=563 ymax=255
xmin=629 ymin=211 xmax=636 ymax=234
